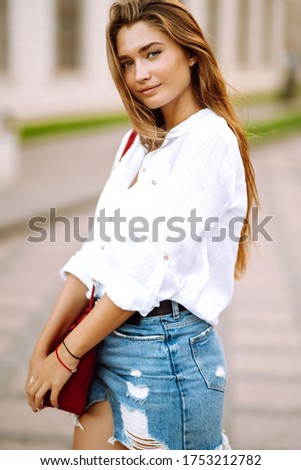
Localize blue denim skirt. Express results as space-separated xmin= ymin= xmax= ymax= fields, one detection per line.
xmin=85 ymin=303 xmax=228 ymax=450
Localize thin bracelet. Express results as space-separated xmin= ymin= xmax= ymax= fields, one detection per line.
xmin=62 ymin=339 xmax=81 ymax=360
xmin=55 ymin=345 xmax=77 ymax=373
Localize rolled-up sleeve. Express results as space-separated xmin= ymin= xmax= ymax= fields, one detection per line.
xmin=105 ymin=129 xmax=240 ymax=315
xmin=60 ymin=239 xmax=93 ymax=290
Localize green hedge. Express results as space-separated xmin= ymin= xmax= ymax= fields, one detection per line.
xmin=247 ymin=110 xmax=301 ymax=143
xmin=18 ymin=108 xmax=301 ymax=144
xmin=19 ymin=113 xmax=129 ymax=141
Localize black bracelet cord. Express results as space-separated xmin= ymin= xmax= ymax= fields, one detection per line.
xmin=62 ymin=339 xmax=81 ymax=360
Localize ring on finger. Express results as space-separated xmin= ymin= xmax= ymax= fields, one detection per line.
xmin=30 ymin=376 xmax=37 ymax=384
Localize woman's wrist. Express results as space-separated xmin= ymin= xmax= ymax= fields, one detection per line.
xmin=62 ymin=339 xmax=81 ymax=360
xmin=31 ymin=341 xmax=51 ymax=358
xmin=56 ymin=343 xmax=79 ymax=373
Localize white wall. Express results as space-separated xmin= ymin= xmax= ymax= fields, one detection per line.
xmin=1 ymin=0 xmax=122 ymax=120
xmin=0 ymin=0 xmax=295 ymax=121
xmin=187 ymin=0 xmax=288 ymax=94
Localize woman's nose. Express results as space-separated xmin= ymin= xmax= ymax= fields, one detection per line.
xmin=135 ymin=61 xmax=151 ymax=82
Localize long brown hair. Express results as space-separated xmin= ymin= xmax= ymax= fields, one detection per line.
xmin=106 ymin=0 xmax=259 ymax=278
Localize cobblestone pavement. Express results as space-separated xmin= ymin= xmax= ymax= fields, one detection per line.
xmin=0 ymin=130 xmax=300 ymax=450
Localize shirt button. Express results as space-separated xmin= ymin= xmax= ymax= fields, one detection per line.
xmin=163 ymin=255 xmax=169 ymax=261
xmin=151 ymin=180 xmax=157 ymax=185
xmin=101 ymin=245 xmax=105 ymax=250
xmin=142 ymin=168 xmax=146 ymax=172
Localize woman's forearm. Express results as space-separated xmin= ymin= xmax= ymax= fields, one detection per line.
xmin=32 ymin=273 xmax=89 ymax=356
xmin=60 ymin=293 xmax=134 ymax=361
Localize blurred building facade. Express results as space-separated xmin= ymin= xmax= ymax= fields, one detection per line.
xmin=0 ymin=0 xmax=301 ymax=121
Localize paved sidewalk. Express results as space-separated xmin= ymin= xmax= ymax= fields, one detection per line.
xmin=222 ymin=134 xmax=301 ymax=449
xmin=0 ymin=123 xmax=301 ymax=449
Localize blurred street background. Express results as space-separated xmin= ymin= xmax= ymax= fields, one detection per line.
xmin=1 ymin=0 xmax=301 ymax=450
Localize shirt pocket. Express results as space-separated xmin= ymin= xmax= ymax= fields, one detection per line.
xmin=190 ymin=327 xmax=226 ymax=392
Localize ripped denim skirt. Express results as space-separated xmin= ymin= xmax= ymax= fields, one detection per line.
xmin=85 ymin=301 xmax=229 ymax=450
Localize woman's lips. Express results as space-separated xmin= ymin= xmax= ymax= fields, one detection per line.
xmin=139 ymin=84 xmax=161 ymax=96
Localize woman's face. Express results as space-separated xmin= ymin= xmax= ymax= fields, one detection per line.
xmin=116 ymin=21 xmax=197 ymax=123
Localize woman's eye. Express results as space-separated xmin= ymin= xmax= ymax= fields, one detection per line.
xmin=120 ymin=61 xmax=133 ymax=69
xmin=148 ymin=50 xmax=161 ymax=59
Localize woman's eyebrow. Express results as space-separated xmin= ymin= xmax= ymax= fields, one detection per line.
xmin=118 ymin=42 xmax=164 ymax=60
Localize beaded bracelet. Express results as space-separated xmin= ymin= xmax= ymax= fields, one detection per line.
xmin=55 ymin=345 xmax=77 ymax=373
xmin=62 ymin=339 xmax=81 ymax=360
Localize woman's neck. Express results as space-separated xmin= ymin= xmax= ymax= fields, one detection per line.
xmin=162 ymin=101 xmax=203 ymax=132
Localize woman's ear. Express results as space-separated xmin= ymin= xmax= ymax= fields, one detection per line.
xmin=187 ymin=52 xmax=198 ymax=67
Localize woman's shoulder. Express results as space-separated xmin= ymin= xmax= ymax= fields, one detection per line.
xmin=187 ymin=109 xmax=239 ymax=151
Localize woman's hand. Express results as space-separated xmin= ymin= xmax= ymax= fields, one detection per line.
xmin=26 ymin=345 xmax=79 ymax=412
xmin=25 ymin=351 xmax=47 ymax=412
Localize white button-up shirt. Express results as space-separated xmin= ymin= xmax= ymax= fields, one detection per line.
xmin=61 ymin=108 xmax=247 ymax=325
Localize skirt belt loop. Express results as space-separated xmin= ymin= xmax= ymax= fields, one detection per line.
xmin=171 ymin=300 xmax=180 ymax=320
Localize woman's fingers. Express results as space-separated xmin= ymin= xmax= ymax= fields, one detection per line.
xmin=27 ymin=378 xmax=46 ymax=411
xmin=25 ymin=357 xmax=45 ymax=408
xmin=27 ymin=378 xmax=57 ymax=411
xmin=33 ymin=382 xmax=52 ymax=411
xmin=26 ymin=351 xmax=74 ymax=412
xmin=49 ymin=386 xmax=61 ymax=409
xmin=26 ymin=375 xmax=38 ymax=409
xmin=27 ymin=378 xmax=49 ymax=412
xmin=27 ymin=374 xmax=71 ymax=412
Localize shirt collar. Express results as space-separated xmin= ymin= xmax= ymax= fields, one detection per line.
xmin=164 ymin=107 xmax=212 ymax=139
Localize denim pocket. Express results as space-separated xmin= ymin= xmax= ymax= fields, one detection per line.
xmin=190 ymin=327 xmax=226 ymax=392
xmin=112 ymin=327 xmax=165 ymax=342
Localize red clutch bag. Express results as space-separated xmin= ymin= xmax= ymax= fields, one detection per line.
xmin=43 ymin=287 xmax=97 ymax=415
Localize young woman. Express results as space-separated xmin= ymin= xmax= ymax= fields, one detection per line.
xmin=26 ymin=0 xmax=258 ymax=450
